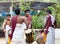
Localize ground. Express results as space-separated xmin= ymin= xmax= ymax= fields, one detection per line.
xmin=0 ymin=38 xmax=60 ymax=44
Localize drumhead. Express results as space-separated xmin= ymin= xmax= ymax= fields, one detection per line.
xmin=25 ymin=29 xmax=32 ymax=33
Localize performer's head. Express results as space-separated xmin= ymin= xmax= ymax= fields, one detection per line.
xmin=46 ymin=10 xmax=52 ymax=15
xmin=25 ymin=9 xmax=30 ymax=17
xmin=15 ymin=8 xmax=20 ymax=15
xmin=6 ymin=14 xmax=11 ymax=20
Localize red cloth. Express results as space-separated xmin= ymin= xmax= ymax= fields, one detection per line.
xmin=27 ymin=15 xmax=32 ymax=24
xmin=27 ymin=15 xmax=32 ymax=28
xmin=9 ymin=16 xmax=17 ymax=39
xmin=44 ymin=15 xmax=52 ymax=31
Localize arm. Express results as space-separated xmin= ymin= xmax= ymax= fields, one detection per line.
xmin=2 ymin=20 xmax=7 ymax=30
xmin=2 ymin=20 xmax=6 ymax=29
xmin=44 ymin=16 xmax=51 ymax=30
xmin=44 ymin=16 xmax=51 ymax=34
xmin=24 ymin=17 xmax=29 ymax=30
xmin=46 ymin=17 xmax=51 ymax=31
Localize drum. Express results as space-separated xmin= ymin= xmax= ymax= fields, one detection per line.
xmin=25 ymin=29 xmax=34 ymax=43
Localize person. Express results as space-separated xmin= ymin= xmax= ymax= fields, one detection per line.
xmin=11 ymin=8 xmax=28 ymax=44
xmin=44 ymin=10 xmax=56 ymax=44
xmin=25 ymin=9 xmax=32 ymax=29
xmin=2 ymin=14 xmax=11 ymax=44
xmin=24 ymin=10 xmax=34 ymax=43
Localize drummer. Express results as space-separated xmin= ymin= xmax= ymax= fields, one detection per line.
xmin=25 ymin=9 xmax=32 ymax=29
xmin=24 ymin=10 xmax=34 ymax=43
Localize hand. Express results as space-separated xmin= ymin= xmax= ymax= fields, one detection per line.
xmin=44 ymin=30 xmax=49 ymax=34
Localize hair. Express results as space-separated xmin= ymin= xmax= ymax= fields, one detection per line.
xmin=15 ymin=8 xmax=20 ymax=15
xmin=46 ymin=10 xmax=52 ymax=14
xmin=7 ymin=14 xmax=11 ymax=17
xmin=24 ymin=9 xmax=30 ymax=13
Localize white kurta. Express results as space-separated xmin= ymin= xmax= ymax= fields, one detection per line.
xmin=11 ymin=23 xmax=26 ymax=44
xmin=45 ymin=27 xmax=55 ymax=44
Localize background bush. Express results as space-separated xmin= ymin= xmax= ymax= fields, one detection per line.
xmin=32 ymin=14 xmax=44 ymax=29
xmin=0 ymin=17 xmax=4 ymax=27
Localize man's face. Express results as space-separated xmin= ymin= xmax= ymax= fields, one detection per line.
xmin=46 ymin=12 xmax=49 ymax=15
xmin=25 ymin=11 xmax=30 ymax=17
xmin=7 ymin=16 xmax=11 ymax=20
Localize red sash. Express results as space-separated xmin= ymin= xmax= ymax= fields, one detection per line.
xmin=9 ymin=16 xmax=17 ymax=39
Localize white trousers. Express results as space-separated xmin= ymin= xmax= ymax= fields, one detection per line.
xmin=45 ymin=27 xmax=55 ymax=44
xmin=5 ymin=31 xmax=8 ymax=43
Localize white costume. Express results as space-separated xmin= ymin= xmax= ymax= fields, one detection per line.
xmin=45 ymin=27 xmax=55 ymax=44
xmin=11 ymin=23 xmax=26 ymax=44
xmin=5 ymin=25 xmax=11 ymax=43
xmin=45 ymin=15 xmax=55 ymax=44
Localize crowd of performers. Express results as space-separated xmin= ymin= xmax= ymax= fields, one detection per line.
xmin=2 ymin=8 xmax=56 ymax=44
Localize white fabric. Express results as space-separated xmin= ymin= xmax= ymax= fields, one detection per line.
xmin=6 ymin=25 xmax=11 ymax=31
xmin=50 ymin=15 xmax=55 ymax=25
xmin=5 ymin=25 xmax=11 ymax=43
xmin=32 ymin=41 xmax=38 ymax=44
xmin=5 ymin=30 xmax=8 ymax=43
xmin=22 ymin=23 xmax=26 ymax=29
xmin=22 ymin=23 xmax=26 ymax=40
xmin=45 ymin=27 xmax=55 ymax=44
xmin=11 ymin=39 xmax=26 ymax=44
xmin=12 ymin=23 xmax=26 ymax=44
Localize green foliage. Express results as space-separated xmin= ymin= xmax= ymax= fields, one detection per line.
xmin=20 ymin=0 xmax=25 ymax=2
xmin=32 ymin=10 xmax=45 ymax=29
xmin=56 ymin=15 xmax=60 ymax=28
xmin=32 ymin=15 xmax=44 ymax=29
xmin=50 ymin=0 xmax=57 ymax=2
xmin=0 ymin=17 xmax=4 ymax=26
xmin=37 ymin=10 xmax=45 ymax=16
xmin=20 ymin=1 xmax=31 ymax=11
xmin=47 ymin=6 xmax=56 ymax=16
xmin=54 ymin=3 xmax=60 ymax=28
